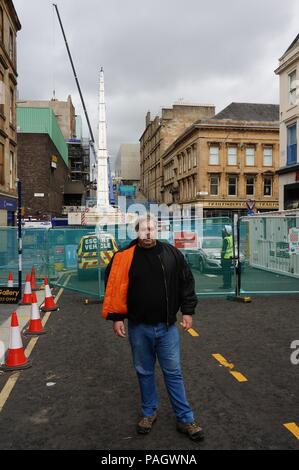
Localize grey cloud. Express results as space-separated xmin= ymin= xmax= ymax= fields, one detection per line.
xmin=14 ymin=0 xmax=298 ymax=162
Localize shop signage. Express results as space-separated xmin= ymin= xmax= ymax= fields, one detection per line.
xmin=0 ymin=197 xmax=17 ymax=211
xmin=0 ymin=287 xmax=19 ymax=304
xmin=205 ymin=200 xmax=278 ymax=209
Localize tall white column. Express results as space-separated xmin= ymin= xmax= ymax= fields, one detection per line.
xmin=97 ymin=67 xmax=109 ymax=208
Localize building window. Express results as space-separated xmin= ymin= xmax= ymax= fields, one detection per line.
xmin=263 ymin=146 xmax=273 ymax=166
xmin=289 ymin=70 xmax=297 ymax=106
xmin=264 ymin=177 xmax=272 ymax=196
xmin=9 ymin=88 xmax=14 ymax=124
xmin=227 ymin=146 xmax=237 ymax=165
xmin=246 ymin=176 xmax=255 ymax=196
xmin=190 ymin=178 xmax=193 ymax=199
xmin=9 ymin=151 xmax=14 ymax=189
xmin=287 ymin=122 xmax=297 ymax=165
xmin=9 ymin=29 xmax=14 ymax=62
xmin=210 ymin=175 xmax=219 ymax=195
xmin=0 ymin=143 xmax=4 ymax=185
xmin=0 ymin=7 xmax=3 ymax=43
xmin=0 ymin=72 xmax=4 ymax=116
xmin=245 ymin=147 xmax=255 ymax=166
xmin=188 ymin=148 xmax=191 ymax=170
xmin=193 ymin=146 xmax=197 ymax=166
xmin=183 ymin=152 xmax=186 ymax=172
xmin=209 ymin=145 xmax=219 ymax=165
xmin=228 ymin=175 xmax=237 ymax=196
xmin=193 ymin=175 xmax=197 ymax=197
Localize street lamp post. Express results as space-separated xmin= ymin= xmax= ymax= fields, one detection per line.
xmin=16 ymin=179 xmax=22 ymax=302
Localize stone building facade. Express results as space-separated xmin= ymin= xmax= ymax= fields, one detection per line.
xmin=0 ymin=0 xmax=21 ymax=226
xmin=163 ymin=103 xmax=280 ymax=218
xmin=275 ymin=34 xmax=299 ymax=210
xmin=140 ymin=104 xmax=215 ymax=202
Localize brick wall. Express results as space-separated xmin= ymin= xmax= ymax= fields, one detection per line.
xmin=17 ymin=133 xmax=69 ymax=217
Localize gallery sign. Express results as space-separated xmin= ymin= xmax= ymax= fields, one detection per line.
xmin=0 ymin=287 xmax=20 ymax=304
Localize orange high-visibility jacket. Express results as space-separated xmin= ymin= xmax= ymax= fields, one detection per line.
xmin=101 ymin=244 xmax=136 ymax=319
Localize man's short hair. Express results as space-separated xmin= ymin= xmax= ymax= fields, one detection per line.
xmin=134 ymin=213 xmax=158 ymax=232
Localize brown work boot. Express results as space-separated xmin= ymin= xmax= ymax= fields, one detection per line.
xmin=136 ymin=412 xmax=157 ymax=434
xmin=176 ymin=421 xmax=204 ymax=441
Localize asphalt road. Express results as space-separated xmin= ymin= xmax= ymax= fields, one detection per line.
xmin=0 ymin=289 xmax=298 ymax=450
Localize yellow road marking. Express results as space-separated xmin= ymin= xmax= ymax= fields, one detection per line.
xmin=187 ymin=328 xmax=199 ymax=337
xmin=0 ymin=280 xmax=68 ymax=414
xmin=179 ymin=322 xmax=199 ymax=336
xmin=230 ymin=371 xmax=248 ymax=382
xmin=283 ymin=422 xmax=299 ymax=440
xmin=212 ymin=353 xmax=248 ymax=382
xmin=41 ymin=312 xmax=51 ymax=327
xmin=0 ymin=372 xmax=21 ymax=413
xmin=24 ymin=337 xmax=39 ymax=356
xmin=212 ymin=353 xmax=234 ymax=370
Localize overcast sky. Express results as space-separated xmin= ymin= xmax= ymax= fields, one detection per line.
xmin=14 ymin=0 xmax=299 ymax=164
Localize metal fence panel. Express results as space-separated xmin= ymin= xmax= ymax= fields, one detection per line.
xmin=47 ymin=227 xmax=101 ymax=297
xmin=0 ymin=218 xmax=235 ymax=297
xmin=239 ymin=215 xmax=299 ymax=295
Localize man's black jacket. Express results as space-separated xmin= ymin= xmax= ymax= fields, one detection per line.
xmin=104 ymin=239 xmax=198 ymax=325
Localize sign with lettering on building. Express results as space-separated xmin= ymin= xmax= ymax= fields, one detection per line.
xmin=51 ymin=155 xmax=58 ymax=169
xmin=0 ymin=197 xmax=17 ymax=211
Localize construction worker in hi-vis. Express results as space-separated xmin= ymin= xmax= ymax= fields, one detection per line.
xmin=220 ymin=225 xmax=233 ymax=289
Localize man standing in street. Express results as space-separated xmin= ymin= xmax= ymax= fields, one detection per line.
xmin=102 ymin=213 xmax=204 ymax=442
xmin=220 ymin=225 xmax=233 ymax=289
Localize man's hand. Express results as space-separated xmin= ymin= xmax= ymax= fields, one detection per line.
xmin=181 ymin=315 xmax=193 ymax=331
xmin=113 ymin=320 xmax=126 ymax=338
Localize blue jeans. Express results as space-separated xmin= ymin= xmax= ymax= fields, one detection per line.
xmin=128 ymin=321 xmax=194 ymax=423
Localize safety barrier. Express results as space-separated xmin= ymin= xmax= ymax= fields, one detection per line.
xmin=239 ymin=214 xmax=299 ymax=295
xmin=0 ymin=214 xmax=298 ymax=299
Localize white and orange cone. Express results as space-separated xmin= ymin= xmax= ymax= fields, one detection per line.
xmin=30 ymin=266 xmax=39 ymax=291
xmin=19 ymin=274 xmax=33 ymax=305
xmin=24 ymin=292 xmax=47 ymax=336
xmin=0 ymin=312 xmax=32 ymax=371
xmin=7 ymin=272 xmax=13 ymax=287
xmin=41 ymin=278 xmax=58 ymax=312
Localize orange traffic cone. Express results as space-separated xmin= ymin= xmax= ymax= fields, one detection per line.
xmin=30 ymin=266 xmax=39 ymax=291
xmin=24 ymin=292 xmax=47 ymax=336
xmin=0 ymin=312 xmax=32 ymax=371
xmin=41 ymin=278 xmax=58 ymax=312
xmin=7 ymin=272 xmax=13 ymax=287
xmin=19 ymin=274 xmax=33 ymax=305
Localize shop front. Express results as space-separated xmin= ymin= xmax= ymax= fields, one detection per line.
xmin=0 ymin=195 xmax=17 ymax=226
